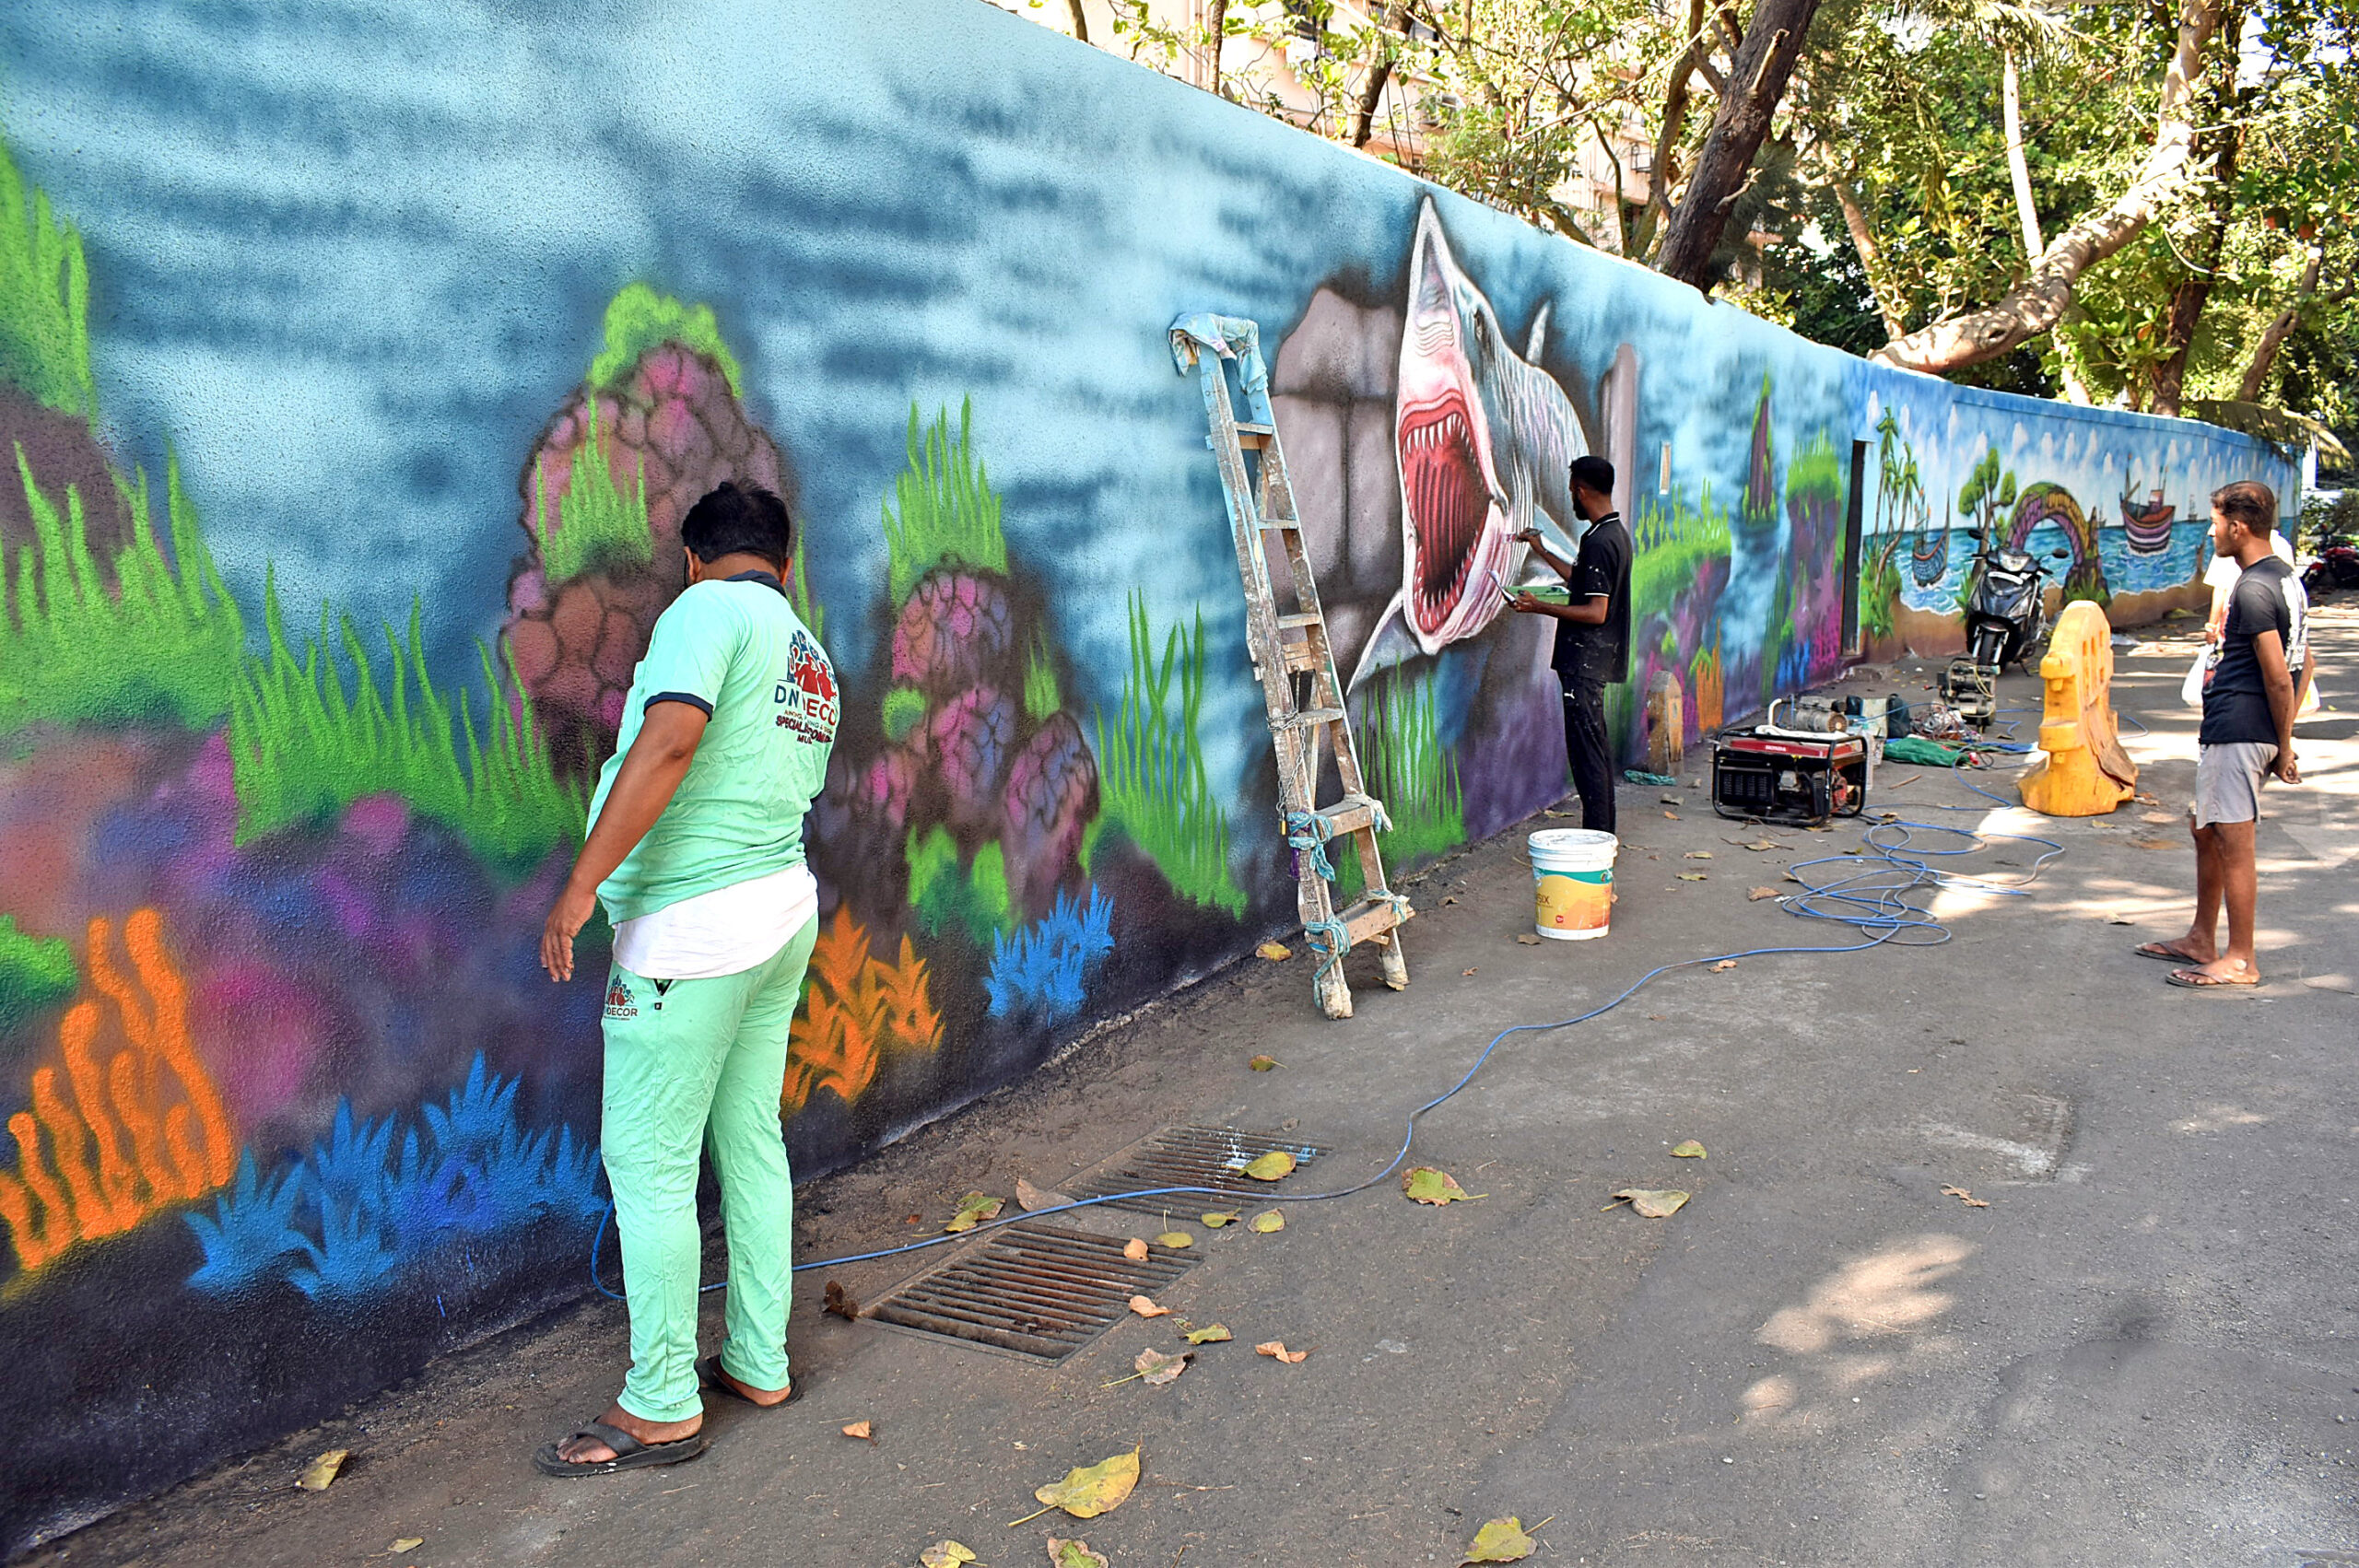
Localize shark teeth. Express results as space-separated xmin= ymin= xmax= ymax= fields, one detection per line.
xmin=1398 ymin=402 xmax=1486 ymax=634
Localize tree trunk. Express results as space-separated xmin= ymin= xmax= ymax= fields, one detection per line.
xmin=1629 ymin=0 xmax=1713 ymax=260
xmin=1654 ymin=0 xmax=1824 ymax=288
xmin=1824 ymin=162 xmax=1907 ymax=341
xmin=1064 ymin=0 xmax=1089 ymax=43
xmin=2001 ymin=45 xmax=2044 ymax=265
xmin=2236 ymin=241 xmax=2325 ymax=401
xmin=1350 ymin=6 xmax=1409 ymax=148
xmin=1205 ymin=0 xmax=1228 ymax=98
xmin=1869 ymin=0 xmax=2221 ymax=375
xmin=2150 ymin=124 xmax=2241 ymax=417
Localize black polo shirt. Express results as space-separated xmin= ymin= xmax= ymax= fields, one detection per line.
xmin=1550 ymin=511 xmax=1632 ymax=687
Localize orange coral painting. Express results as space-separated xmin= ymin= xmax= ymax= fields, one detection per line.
xmin=784 ymin=908 xmax=944 ymax=1114
xmin=0 ymin=909 xmax=236 ymax=1274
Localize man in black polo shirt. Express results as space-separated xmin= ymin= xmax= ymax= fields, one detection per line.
xmin=2140 ymin=479 xmax=2305 ymax=989
xmin=1510 ymin=455 xmax=1632 ymax=835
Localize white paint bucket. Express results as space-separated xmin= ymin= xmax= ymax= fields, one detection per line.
xmin=1530 ymin=827 xmax=1616 ymax=941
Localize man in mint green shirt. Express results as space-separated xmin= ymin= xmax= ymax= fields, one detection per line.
xmin=534 ymin=482 xmax=836 ymax=1476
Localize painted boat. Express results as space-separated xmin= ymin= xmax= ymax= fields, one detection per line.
xmin=1908 ymin=527 xmax=1950 ymax=587
xmin=2120 ymin=486 xmax=2175 ymax=556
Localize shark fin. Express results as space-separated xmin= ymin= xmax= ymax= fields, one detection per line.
xmin=1346 ymin=592 xmax=1429 ymax=694
xmin=1526 ymin=303 xmax=1550 ymax=363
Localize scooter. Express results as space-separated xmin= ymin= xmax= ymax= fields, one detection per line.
xmin=1940 ymin=527 xmax=2071 ymax=727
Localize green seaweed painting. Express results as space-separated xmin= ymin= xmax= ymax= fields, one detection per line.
xmin=882 ymin=400 xmax=1008 ymax=603
xmin=531 ymin=402 xmax=653 ymax=583
xmin=0 ymin=141 xmax=95 ymax=421
xmin=1090 ymin=591 xmax=1243 ymax=917
xmin=1 ymin=450 xmax=247 ymax=738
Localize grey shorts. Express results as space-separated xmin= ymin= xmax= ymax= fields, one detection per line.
xmin=2192 ymin=742 xmax=2277 ymax=826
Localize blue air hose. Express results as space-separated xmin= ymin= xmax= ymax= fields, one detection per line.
xmin=587 ymin=760 xmax=2066 ymax=1301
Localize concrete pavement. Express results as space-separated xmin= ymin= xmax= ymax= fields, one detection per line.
xmin=42 ymin=603 xmax=2359 ymax=1568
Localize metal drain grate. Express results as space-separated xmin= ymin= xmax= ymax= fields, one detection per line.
xmin=1064 ymin=1125 xmax=1330 ymax=1215
xmin=864 ymin=1223 xmax=1199 ymax=1363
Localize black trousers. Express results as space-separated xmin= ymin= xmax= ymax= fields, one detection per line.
xmin=1562 ymin=679 xmax=1615 ymax=836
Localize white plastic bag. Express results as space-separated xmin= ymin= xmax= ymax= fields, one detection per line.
xmin=2179 ymin=649 xmax=2207 ymax=710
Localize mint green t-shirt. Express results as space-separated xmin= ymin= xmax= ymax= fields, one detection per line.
xmin=587 ymin=573 xmax=839 ymax=924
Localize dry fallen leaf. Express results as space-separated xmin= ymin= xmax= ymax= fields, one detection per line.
xmin=1029 ymin=1446 xmax=1141 ymax=1520
xmin=1402 ymin=1166 xmax=1484 ymax=1204
xmin=824 ymin=1279 xmax=860 ymax=1320
xmin=1241 ymin=1150 xmax=1297 ymax=1181
xmin=2140 ymin=811 xmax=2177 ymax=825
xmin=1462 ymin=967 xmax=1478 ymax=976
xmin=1015 ymin=1177 xmax=1071 ymax=1212
xmin=1047 ymin=1539 xmax=1109 ymax=1568
xmin=945 ymin=1191 xmax=1005 ymax=1234
xmin=1248 ymin=1208 xmax=1285 ymax=1233
xmin=296 ymin=1449 xmax=346 ymax=1492
xmin=1747 ymin=886 xmax=1779 ymax=901
xmin=1516 ymin=932 xmax=1543 ymax=944
xmin=1442 ymin=895 xmax=1461 ymax=905
xmin=1941 ymin=1184 xmax=1991 ymax=1208
xmin=1678 ymin=872 xmax=1708 ymax=882
xmin=1248 ymin=1054 xmax=1280 ymax=1071
xmin=1184 ymin=1323 xmax=1233 ymax=1344
xmin=1672 ymin=1141 xmax=1707 ymax=1158
xmin=1710 ymin=959 xmax=1738 ymax=971
xmin=1122 ymin=1238 xmax=1150 ymax=1261
xmin=920 ymin=1543 xmax=979 ymax=1568
xmin=841 ymin=1420 xmax=874 ymax=1441
xmin=1684 ymin=850 xmax=1713 ymax=860
xmin=1155 ymin=1231 xmax=1193 ymax=1249
xmin=1133 ymin=1347 xmax=1191 ymax=1386
xmin=1663 ymin=810 xmax=1681 ymax=820
xmin=1255 ymin=1340 xmax=1309 ymax=1363
xmin=1129 ymin=1293 xmax=1171 ymax=1317
xmin=1609 ymin=1188 xmax=1691 ymax=1218
xmin=1200 ymin=1210 xmax=1239 ymax=1228
xmin=1257 ymin=942 xmax=1293 ymax=961
xmin=391 ymin=1542 xmax=424 ymax=1556
xmin=1461 ymin=1515 xmax=1539 ymax=1562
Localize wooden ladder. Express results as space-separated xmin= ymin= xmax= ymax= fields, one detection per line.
xmin=1169 ymin=313 xmax=1411 ymax=1020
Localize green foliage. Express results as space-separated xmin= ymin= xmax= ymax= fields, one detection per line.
xmin=1355 ymin=667 xmax=1464 ymax=870
xmin=1023 ymin=629 xmax=1061 ymax=721
xmin=589 ymin=282 xmax=743 ymax=398
xmin=1957 ymin=444 xmax=2016 ymax=531
xmin=1860 ymin=539 xmax=1905 ymax=645
xmin=1 ymin=448 xmax=247 ymax=738
xmin=1629 ymin=485 xmax=1732 ymax=617
xmin=882 ymin=401 xmax=1007 ymax=603
xmin=881 ymin=686 xmax=927 ymax=743
xmin=905 ymin=826 xmax=1016 ymax=943
xmin=0 ymin=914 xmax=76 ymax=1039
xmin=228 ymin=587 xmax=584 ymax=871
xmin=0 ymin=142 xmax=95 ymax=420
xmin=1093 ymin=591 xmax=1243 ymax=918
xmin=1785 ymin=435 xmax=1846 ymax=509
xmin=789 ymin=530 xmax=824 ymax=639
xmin=532 ymin=403 xmax=651 ymax=583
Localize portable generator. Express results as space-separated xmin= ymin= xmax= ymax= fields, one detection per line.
xmin=1710 ymin=702 xmax=1870 ymax=824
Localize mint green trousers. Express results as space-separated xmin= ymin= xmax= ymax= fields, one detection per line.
xmin=599 ymin=917 xmax=818 ymax=1423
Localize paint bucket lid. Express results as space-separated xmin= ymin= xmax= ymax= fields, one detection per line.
xmin=1529 ymin=828 xmax=1617 ymax=870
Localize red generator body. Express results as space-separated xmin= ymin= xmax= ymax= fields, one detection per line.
xmin=1710 ymin=730 xmax=1869 ymax=824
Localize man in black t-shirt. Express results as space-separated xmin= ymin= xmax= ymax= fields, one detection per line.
xmin=2139 ymin=479 xmax=2304 ymax=989
xmin=1510 ymin=455 xmax=1632 ymax=834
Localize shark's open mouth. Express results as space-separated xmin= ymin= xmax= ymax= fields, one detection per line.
xmin=1399 ymin=392 xmax=1488 ymax=635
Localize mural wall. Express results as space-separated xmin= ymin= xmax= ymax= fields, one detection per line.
xmin=0 ymin=0 xmax=2294 ymax=1548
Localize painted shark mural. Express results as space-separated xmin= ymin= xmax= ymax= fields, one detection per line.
xmin=1352 ymin=199 xmax=1588 ymax=689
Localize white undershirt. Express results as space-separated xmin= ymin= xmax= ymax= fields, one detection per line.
xmin=611 ymin=861 xmax=818 ymax=981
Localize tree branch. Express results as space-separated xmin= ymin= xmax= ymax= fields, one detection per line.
xmin=1065 ymin=0 xmax=1089 ymax=44
xmin=1870 ymin=0 xmax=2222 ymax=375
xmin=2001 ymin=44 xmax=2044 ymax=265
xmin=1655 ymin=0 xmax=1825 ymax=288
xmin=1818 ymin=155 xmax=1907 ymax=340
xmin=2236 ymin=240 xmax=2326 ymax=402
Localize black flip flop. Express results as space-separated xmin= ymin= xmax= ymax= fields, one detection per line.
xmin=533 ymin=1419 xmax=709 ymax=1478
xmin=2134 ymin=942 xmax=2202 ymax=962
xmin=698 ymin=1353 xmax=804 ymax=1408
xmin=2165 ymin=965 xmax=2259 ymax=989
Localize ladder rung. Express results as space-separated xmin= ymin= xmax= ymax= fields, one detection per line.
xmin=1275 ymin=612 xmax=1322 ymax=631
xmin=1280 ymin=640 xmax=1321 ymax=674
xmin=1336 ymin=895 xmax=1412 ymax=945
xmin=1235 ymin=422 xmax=1275 ymax=448
xmin=1276 ymin=706 xmax=1345 ymax=731
xmin=1309 ymin=793 xmax=1386 ymax=839
xmin=1260 ymin=517 xmax=1299 ymax=532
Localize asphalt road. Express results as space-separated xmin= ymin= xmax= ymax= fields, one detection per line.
xmin=45 ymin=603 xmax=2359 ymax=1568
